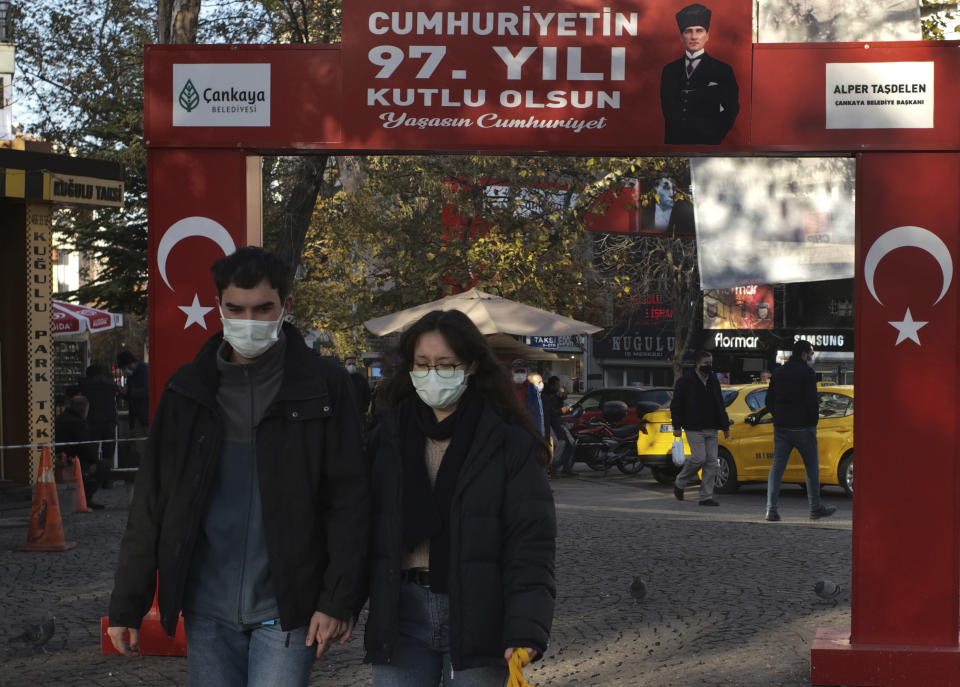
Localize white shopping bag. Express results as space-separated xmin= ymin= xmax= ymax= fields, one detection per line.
xmin=671 ymin=437 xmax=685 ymax=467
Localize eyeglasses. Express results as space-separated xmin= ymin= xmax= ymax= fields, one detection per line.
xmin=411 ymin=362 xmax=465 ymax=379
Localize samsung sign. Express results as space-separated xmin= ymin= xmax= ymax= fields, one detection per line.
xmin=173 ymin=64 xmax=271 ymax=127
xmin=794 ymin=333 xmax=846 ymax=349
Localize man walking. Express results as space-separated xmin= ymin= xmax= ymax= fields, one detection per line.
xmin=764 ymin=339 xmax=837 ymax=522
xmin=659 ymin=3 xmax=740 ymax=144
xmin=107 ymin=247 xmax=369 ymax=686
xmin=670 ymin=351 xmax=729 ymax=507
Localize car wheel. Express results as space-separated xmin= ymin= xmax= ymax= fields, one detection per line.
xmin=715 ymin=448 xmax=740 ymax=493
xmin=616 ymin=455 xmax=645 ymax=475
xmin=838 ymin=452 xmax=853 ymax=497
xmin=651 ymin=466 xmax=679 ymax=485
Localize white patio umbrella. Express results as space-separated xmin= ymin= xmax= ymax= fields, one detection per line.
xmin=52 ymin=300 xmax=123 ymax=337
xmin=363 ymin=288 xmax=602 ymax=337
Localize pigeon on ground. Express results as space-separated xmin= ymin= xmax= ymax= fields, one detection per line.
xmin=814 ymin=580 xmax=842 ymax=604
xmin=8 ymin=615 xmax=55 ymax=652
xmin=630 ymin=576 xmax=647 ymax=601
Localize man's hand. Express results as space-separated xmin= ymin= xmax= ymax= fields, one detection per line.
xmin=305 ymin=612 xmax=352 ymax=659
xmin=504 ymin=647 xmax=538 ymax=661
xmin=106 ymin=626 xmax=140 ymax=657
xmin=723 ymin=429 xmax=730 ymax=440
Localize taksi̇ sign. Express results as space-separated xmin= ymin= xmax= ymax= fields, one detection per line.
xmin=172 ymin=64 xmax=271 ymax=127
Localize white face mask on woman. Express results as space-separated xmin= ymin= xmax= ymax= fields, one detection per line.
xmin=410 ymin=370 xmax=469 ymax=409
xmin=219 ymin=306 xmax=285 ymax=359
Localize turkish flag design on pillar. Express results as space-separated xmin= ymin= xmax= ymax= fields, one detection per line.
xmin=148 ymin=148 xmax=253 ymax=413
xmin=853 ymin=153 xmax=960 ymax=647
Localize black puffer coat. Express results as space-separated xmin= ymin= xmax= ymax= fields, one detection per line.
xmin=108 ymin=324 xmax=369 ymax=634
xmin=364 ymin=400 xmax=556 ymax=670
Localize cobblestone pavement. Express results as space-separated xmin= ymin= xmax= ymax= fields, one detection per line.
xmin=0 ymin=470 xmax=851 ymax=686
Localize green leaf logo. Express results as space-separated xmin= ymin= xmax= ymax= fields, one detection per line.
xmin=179 ymin=79 xmax=199 ymax=112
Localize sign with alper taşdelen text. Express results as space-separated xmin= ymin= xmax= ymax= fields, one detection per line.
xmin=340 ymin=0 xmax=753 ymax=152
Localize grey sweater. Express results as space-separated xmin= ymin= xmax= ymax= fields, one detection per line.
xmin=182 ymin=332 xmax=286 ymax=626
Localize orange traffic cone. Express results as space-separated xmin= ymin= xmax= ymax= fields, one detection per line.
xmin=70 ymin=456 xmax=93 ymax=513
xmin=16 ymin=446 xmax=77 ymax=552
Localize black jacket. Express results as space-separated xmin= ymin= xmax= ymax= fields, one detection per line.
xmin=54 ymin=408 xmax=98 ymax=467
xmin=660 ymin=52 xmax=739 ymax=144
xmin=767 ymin=358 xmax=819 ymax=429
xmin=77 ymin=374 xmax=119 ymax=425
xmin=364 ymin=400 xmax=556 ymax=670
xmin=670 ymin=370 xmax=730 ymax=432
xmin=108 ymin=324 xmax=369 ymax=634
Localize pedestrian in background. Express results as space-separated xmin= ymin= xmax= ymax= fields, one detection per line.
xmin=107 ymin=247 xmax=369 ymax=686
xmin=344 ymin=356 xmax=372 ymax=417
xmin=764 ymin=339 xmax=837 ymax=522
xmin=510 ymin=362 xmax=545 ymax=436
xmin=670 ymin=350 xmax=729 ymax=507
xmin=364 ymin=309 xmax=556 ymax=686
xmin=54 ymin=395 xmax=106 ymax=509
xmin=543 ymin=376 xmax=575 ymax=477
xmin=77 ymin=363 xmax=119 ymax=474
xmin=116 ymin=350 xmax=149 ymax=431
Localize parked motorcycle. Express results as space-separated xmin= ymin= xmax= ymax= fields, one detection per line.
xmin=567 ymin=400 xmax=644 ymax=475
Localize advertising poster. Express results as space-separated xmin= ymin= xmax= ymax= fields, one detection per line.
xmin=703 ymin=285 xmax=774 ymax=330
xmin=584 ymin=175 xmax=696 ymax=235
xmin=341 ymin=0 xmax=752 ymax=152
xmin=692 ymin=157 xmax=856 ymax=289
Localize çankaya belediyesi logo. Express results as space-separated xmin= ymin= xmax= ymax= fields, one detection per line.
xmin=179 ymin=79 xmax=200 ymax=112
xmin=176 ymin=78 xmax=267 ymax=112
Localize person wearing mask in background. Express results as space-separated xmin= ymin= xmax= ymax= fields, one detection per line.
xmin=670 ymin=350 xmax=730 ymax=507
xmin=510 ymin=363 xmax=544 ymax=435
xmin=764 ymin=339 xmax=837 ymax=522
xmin=344 ymin=356 xmax=372 ymax=418
xmin=77 ymin=364 xmax=120 ymax=484
xmin=55 ymin=395 xmax=106 ymax=509
xmin=107 ymin=247 xmax=369 ymax=687
xmin=364 ymin=309 xmax=556 ymax=686
xmin=542 ymin=376 xmax=575 ymax=477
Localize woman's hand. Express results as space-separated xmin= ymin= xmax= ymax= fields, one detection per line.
xmin=504 ymin=646 xmax=537 ymax=661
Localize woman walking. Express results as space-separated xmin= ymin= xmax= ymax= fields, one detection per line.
xmin=364 ymin=309 xmax=556 ymax=686
xmin=542 ymin=376 xmax=575 ymax=477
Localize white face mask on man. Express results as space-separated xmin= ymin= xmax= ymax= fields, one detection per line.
xmin=219 ymin=306 xmax=285 ymax=359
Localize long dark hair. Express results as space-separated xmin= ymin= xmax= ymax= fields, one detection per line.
xmin=376 ymin=310 xmax=550 ymax=462
xmin=544 ymin=376 xmax=561 ymax=396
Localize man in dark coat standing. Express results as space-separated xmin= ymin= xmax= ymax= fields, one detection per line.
xmin=660 ymin=3 xmax=740 ymax=145
xmin=670 ymin=350 xmax=729 ymax=506
xmin=107 ymin=247 xmax=369 ymax=686
xmin=764 ymin=339 xmax=837 ymax=522
xmin=77 ymin=364 xmax=119 ymax=483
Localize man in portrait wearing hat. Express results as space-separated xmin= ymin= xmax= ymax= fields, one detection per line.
xmin=660 ymin=3 xmax=740 ymax=145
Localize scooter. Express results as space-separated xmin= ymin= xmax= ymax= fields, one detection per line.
xmin=568 ymin=400 xmax=644 ymax=475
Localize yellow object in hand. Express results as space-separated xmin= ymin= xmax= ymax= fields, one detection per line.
xmin=507 ymin=647 xmax=534 ymax=687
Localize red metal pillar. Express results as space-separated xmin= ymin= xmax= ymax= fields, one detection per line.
xmin=101 ymin=147 xmax=260 ymax=655
xmin=812 ymin=152 xmax=960 ymax=685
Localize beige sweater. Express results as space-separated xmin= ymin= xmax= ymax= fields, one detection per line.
xmin=401 ymin=436 xmax=451 ymax=571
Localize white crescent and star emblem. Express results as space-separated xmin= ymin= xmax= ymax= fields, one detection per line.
xmin=863 ymin=226 xmax=953 ymax=347
xmin=157 ymin=217 xmax=236 ymax=330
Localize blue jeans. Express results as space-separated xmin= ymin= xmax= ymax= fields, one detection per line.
xmin=184 ymin=614 xmax=314 ymax=687
xmin=372 ymin=581 xmax=508 ymax=687
xmin=766 ymin=426 xmax=823 ymax=513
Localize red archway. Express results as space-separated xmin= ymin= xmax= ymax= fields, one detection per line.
xmin=142 ymin=2 xmax=960 ymax=683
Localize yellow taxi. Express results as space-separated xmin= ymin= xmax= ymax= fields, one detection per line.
xmin=717 ymin=385 xmax=854 ymax=496
xmin=636 ymin=383 xmax=770 ymax=485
